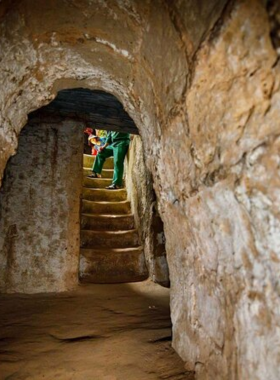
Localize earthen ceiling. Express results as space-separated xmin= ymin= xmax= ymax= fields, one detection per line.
xmin=29 ymin=88 xmax=139 ymax=135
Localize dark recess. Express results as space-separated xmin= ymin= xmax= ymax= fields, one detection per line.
xmin=28 ymin=88 xmax=139 ymax=135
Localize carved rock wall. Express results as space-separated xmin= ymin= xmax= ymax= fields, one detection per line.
xmin=125 ymin=136 xmax=169 ymax=287
xmin=157 ymin=3 xmax=280 ymax=379
xmin=0 ymin=0 xmax=279 ymax=379
xmin=0 ymin=118 xmax=83 ymax=293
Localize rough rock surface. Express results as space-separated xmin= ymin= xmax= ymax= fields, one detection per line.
xmin=0 ymin=117 xmax=83 ymax=293
xmin=0 ymin=0 xmax=280 ymax=379
xmin=126 ymin=136 xmax=169 ymax=286
xmin=158 ymin=3 xmax=280 ymax=379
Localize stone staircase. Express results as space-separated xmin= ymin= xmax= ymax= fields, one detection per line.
xmin=79 ymin=154 xmax=148 ymax=283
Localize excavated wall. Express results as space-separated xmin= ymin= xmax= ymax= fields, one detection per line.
xmin=0 ymin=0 xmax=280 ymax=379
xmin=125 ymin=135 xmax=169 ymax=287
xmin=0 ymin=117 xmax=83 ymax=293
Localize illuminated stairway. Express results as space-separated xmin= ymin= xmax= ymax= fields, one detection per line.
xmin=79 ymin=154 xmax=148 ymax=283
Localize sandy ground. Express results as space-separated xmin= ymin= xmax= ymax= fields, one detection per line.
xmin=0 ymin=281 xmax=194 ymax=380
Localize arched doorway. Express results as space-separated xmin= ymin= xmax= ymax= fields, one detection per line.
xmin=0 ymin=88 xmax=169 ymax=293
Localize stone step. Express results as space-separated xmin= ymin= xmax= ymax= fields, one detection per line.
xmin=81 ymin=213 xmax=135 ymax=231
xmin=79 ymin=247 xmax=148 ymax=284
xmin=83 ymin=177 xmax=113 ymax=189
xmin=80 ymin=229 xmax=139 ymax=249
xmin=83 ymin=154 xmax=114 ymax=169
xmin=82 ymin=188 xmax=127 ymax=202
xmin=82 ymin=200 xmax=131 ymax=215
xmin=83 ymin=167 xmax=114 ymax=179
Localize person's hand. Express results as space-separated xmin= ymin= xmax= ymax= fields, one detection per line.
xmin=99 ymin=146 xmax=105 ymax=152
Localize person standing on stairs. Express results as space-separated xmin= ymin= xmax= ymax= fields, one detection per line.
xmin=87 ymin=131 xmax=130 ymax=190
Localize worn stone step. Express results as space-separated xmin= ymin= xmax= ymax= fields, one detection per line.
xmin=82 ymin=188 xmax=127 ymax=202
xmin=83 ymin=177 xmax=113 ymax=189
xmin=80 ymin=229 xmax=139 ymax=249
xmin=81 ymin=214 xmax=135 ymax=231
xmin=79 ymin=247 xmax=148 ymax=284
xmin=83 ymin=154 xmax=114 ymax=169
xmin=82 ymin=200 xmax=131 ymax=215
xmin=83 ymin=167 xmax=114 ymax=179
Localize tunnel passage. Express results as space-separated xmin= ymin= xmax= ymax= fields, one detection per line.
xmin=1 ymin=1 xmax=280 ymax=379
xmin=0 ymin=88 xmax=169 ymax=293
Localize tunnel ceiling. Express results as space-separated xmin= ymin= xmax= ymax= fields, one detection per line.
xmin=29 ymin=88 xmax=139 ymax=135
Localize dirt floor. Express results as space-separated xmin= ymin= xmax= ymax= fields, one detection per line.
xmin=0 ymin=280 xmax=194 ymax=380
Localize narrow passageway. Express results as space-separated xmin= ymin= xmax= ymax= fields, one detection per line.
xmin=1 ymin=1 xmax=280 ymax=378
xmin=0 ymin=88 xmax=174 ymax=378
xmin=80 ymin=153 xmax=148 ymax=283
xmin=0 ymin=281 xmax=194 ymax=380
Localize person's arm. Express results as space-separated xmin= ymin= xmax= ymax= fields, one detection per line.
xmin=99 ymin=132 xmax=111 ymax=151
xmin=99 ymin=142 xmax=109 ymax=151
xmin=105 ymin=131 xmax=112 ymax=145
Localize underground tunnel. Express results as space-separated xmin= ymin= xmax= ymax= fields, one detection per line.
xmin=1 ymin=1 xmax=280 ymax=379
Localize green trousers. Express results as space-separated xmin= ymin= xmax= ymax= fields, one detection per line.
xmin=92 ymin=141 xmax=129 ymax=186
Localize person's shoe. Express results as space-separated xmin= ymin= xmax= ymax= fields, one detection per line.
xmin=106 ymin=184 xmax=120 ymax=190
xmin=87 ymin=172 xmax=101 ymax=178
